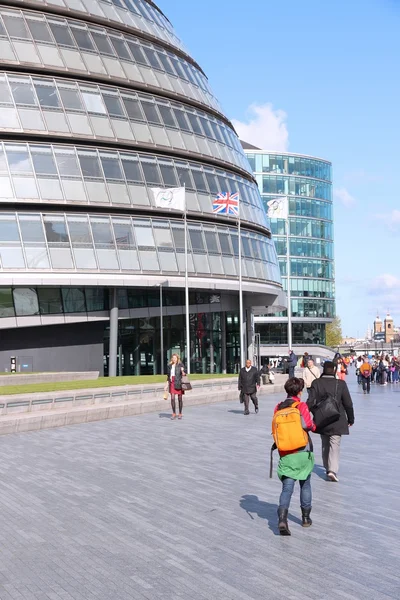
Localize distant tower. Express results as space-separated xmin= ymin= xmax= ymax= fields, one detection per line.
xmin=374 ymin=315 xmax=382 ymax=335
xmin=384 ymin=313 xmax=394 ymax=343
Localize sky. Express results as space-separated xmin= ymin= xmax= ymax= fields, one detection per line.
xmin=159 ymin=0 xmax=400 ymax=338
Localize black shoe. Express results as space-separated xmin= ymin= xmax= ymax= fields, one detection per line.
xmin=255 ymin=407 xmax=259 ymax=414
xmin=301 ymin=507 xmax=312 ymax=528
xmin=277 ymin=508 xmax=291 ymax=536
xmin=244 ymin=410 xmax=250 ymax=415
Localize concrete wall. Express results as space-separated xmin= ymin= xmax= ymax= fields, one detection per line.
xmin=0 ymin=322 xmax=105 ymax=374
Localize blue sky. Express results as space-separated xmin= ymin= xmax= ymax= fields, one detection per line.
xmin=159 ymin=0 xmax=400 ymax=337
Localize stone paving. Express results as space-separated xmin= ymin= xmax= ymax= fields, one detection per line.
xmin=0 ymin=371 xmax=398 ymax=600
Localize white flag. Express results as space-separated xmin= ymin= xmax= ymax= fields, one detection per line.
xmin=152 ymin=187 xmax=185 ymax=211
xmin=267 ymin=196 xmax=288 ymax=219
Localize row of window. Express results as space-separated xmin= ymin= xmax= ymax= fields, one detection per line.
xmin=255 ymin=323 xmax=327 ymax=345
xmin=0 ymin=11 xmax=218 ymax=107
xmin=278 ymin=258 xmax=334 ymax=279
xmin=0 ymin=286 xmax=221 ymax=318
xmin=0 ymin=212 xmax=281 ymax=282
xmin=258 ymin=176 xmax=332 ymax=201
xmin=274 ymin=238 xmax=334 ymax=260
xmin=0 ymin=9 xmax=219 ymax=112
xmin=270 ymin=218 xmax=333 ymax=240
xmin=246 ymin=153 xmax=331 ymax=182
xmin=262 ymin=197 xmax=333 ymax=221
xmin=10 ymin=0 xmax=185 ymax=53
xmin=291 ymin=298 xmax=335 ymax=318
xmin=281 ymin=277 xmax=335 ymax=299
xmin=0 ymin=142 xmax=267 ymax=227
xmin=0 ymin=73 xmax=246 ymax=171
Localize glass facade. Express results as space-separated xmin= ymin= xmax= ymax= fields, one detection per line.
xmin=245 ymin=150 xmax=335 ymax=346
xmin=0 ymin=0 xmax=283 ymax=374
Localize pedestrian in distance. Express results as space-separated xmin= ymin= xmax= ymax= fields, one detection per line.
xmin=302 ymin=357 xmax=320 ymax=391
xmin=359 ymin=358 xmax=372 ymax=394
xmin=238 ymin=359 xmax=260 ymax=415
xmin=307 ymin=361 xmax=354 ymax=482
xmin=166 ymin=353 xmax=186 ymax=420
xmin=271 ymin=377 xmax=316 ymax=536
xmin=287 ymin=349 xmax=298 ymax=378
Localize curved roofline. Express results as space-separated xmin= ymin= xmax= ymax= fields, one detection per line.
xmin=241 ymin=146 xmax=331 ymax=165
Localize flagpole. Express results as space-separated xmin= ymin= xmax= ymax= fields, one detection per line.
xmin=238 ymin=202 xmax=245 ymax=368
xmin=286 ymin=206 xmax=292 ymax=350
xmin=184 ymin=184 xmax=190 ymax=374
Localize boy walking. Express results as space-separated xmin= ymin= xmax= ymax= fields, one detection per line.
xmin=272 ymin=377 xmax=316 ymax=536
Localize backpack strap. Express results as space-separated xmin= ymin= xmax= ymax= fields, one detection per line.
xmin=269 ymin=443 xmax=276 ymax=478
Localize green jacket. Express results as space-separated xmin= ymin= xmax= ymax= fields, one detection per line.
xmin=277 ymin=450 xmax=314 ymax=481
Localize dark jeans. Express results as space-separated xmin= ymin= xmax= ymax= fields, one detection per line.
xmin=243 ymin=392 xmax=258 ymax=413
xmin=279 ymin=474 xmax=312 ymax=510
xmin=288 ymin=367 xmax=295 ymax=378
xmin=362 ymin=376 xmax=371 ymax=393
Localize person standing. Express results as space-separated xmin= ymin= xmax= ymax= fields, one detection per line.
xmin=166 ymin=353 xmax=186 ymax=420
xmin=238 ymin=359 xmax=260 ymax=415
xmin=379 ymin=356 xmax=388 ymax=385
xmin=287 ymin=350 xmax=298 ymax=378
xmin=273 ymin=377 xmax=316 ymax=535
xmin=307 ymin=361 xmax=355 ymax=482
xmin=359 ymin=358 xmax=372 ymax=394
xmin=302 ymin=358 xmax=320 ymax=391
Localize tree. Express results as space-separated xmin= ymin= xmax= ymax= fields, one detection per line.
xmin=325 ymin=316 xmax=343 ymax=348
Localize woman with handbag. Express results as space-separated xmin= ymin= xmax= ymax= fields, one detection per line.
xmin=166 ymin=353 xmax=186 ymax=420
xmin=307 ymin=361 xmax=355 ymax=482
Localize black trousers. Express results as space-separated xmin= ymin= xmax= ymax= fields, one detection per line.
xmin=243 ymin=392 xmax=258 ymax=413
xmin=362 ymin=376 xmax=371 ymax=393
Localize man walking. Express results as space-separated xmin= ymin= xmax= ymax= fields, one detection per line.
xmin=302 ymin=357 xmax=320 ymax=391
xmin=287 ymin=350 xmax=298 ymax=378
xmin=238 ymin=359 xmax=260 ymax=415
xmin=359 ymin=357 xmax=372 ymax=394
xmin=307 ymin=361 xmax=354 ymax=482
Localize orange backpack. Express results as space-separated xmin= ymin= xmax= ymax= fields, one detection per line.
xmin=271 ymin=400 xmax=309 ymax=453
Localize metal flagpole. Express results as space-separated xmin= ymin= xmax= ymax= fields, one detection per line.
xmin=184 ymin=185 xmax=190 ymax=374
xmin=286 ymin=211 xmax=293 ymax=349
xmin=238 ymin=202 xmax=245 ymax=368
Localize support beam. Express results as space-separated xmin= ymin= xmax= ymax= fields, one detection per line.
xmin=109 ymin=288 xmax=118 ymax=378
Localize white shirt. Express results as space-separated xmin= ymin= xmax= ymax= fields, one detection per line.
xmin=245 ymin=366 xmax=251 ymax=372
xmin=171 ymin=364 xmax=176 ymax=377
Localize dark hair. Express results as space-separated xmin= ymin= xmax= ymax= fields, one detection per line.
xmin=284 ymin=377 xmax=304 ymax=397
xmin=323 ymin=361 xmax=335 ymax=375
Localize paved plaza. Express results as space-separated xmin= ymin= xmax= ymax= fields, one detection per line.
xmin=0 ymin=372 xmax=398 ymax=600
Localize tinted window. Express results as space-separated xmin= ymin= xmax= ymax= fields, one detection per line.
xmin=49 ymin=23 xmax=74 ymax=47
xmin=71 ymin=28 xmax=94 ymax=50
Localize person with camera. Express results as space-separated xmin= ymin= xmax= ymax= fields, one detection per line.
xmin=307 ymin=361 xmax=354 ymax=482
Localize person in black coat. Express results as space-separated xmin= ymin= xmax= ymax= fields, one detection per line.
xmin=307 ymin=361 xmax=354 ymax=482
xmin=238 ymin=359 xmax=260 ymax=415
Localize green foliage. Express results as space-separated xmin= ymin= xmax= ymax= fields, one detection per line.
xmin=326 ymin=316 xmax=343 ymax=348
xmin=0 ymin=373 xmax=235 ymax=396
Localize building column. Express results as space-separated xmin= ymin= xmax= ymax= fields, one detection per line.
xmin=221 ymin=312 xmax=227 ymax=374
xmin=109 ymin=288 xmax=118 ymax=377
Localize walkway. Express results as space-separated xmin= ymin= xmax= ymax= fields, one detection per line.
xmin=0 ymin=372 xmax=398 ymax=599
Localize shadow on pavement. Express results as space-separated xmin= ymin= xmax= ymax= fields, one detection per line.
xmin=228 ymin=409 xmax=245 ymax=415
xmin=313 ymin=464 xmax=328 ymax=480
xmin=240 ymin=494 xmax=302 ymax=536
xmin=158 ymin=413 xmax=173 ymax=419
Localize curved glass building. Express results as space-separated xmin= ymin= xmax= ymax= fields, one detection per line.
xmin=243 ymin=146 xmax=335 ymax=347
xmin=0 ymin=0 xmax=283 ymax=375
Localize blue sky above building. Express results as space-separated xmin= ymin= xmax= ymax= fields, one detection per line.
xmin=160 ymin=0 xmax=400 ymax=337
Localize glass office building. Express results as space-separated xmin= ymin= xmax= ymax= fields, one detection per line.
xmin=243 ymin=145 xmax=335 ymax=346
xmin=0 ymin=0 xmax=284 ymax=374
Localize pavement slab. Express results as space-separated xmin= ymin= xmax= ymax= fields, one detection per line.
xmin=0 ymin=371 xmax=398 ymax=599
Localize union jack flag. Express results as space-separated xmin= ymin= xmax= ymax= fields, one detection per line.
xmin=212 ymin=192 xmax=240 ymax=216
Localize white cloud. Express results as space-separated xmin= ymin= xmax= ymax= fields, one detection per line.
xmin=376 ymin=209 xmax=400 ymax=230
xmin=232 ymin=103 xmax=289 ymax=151
xmin=369 ymin=274 xmax=400 ymax=294
xmin=334 ymin=187 xmax=357 ymax=207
